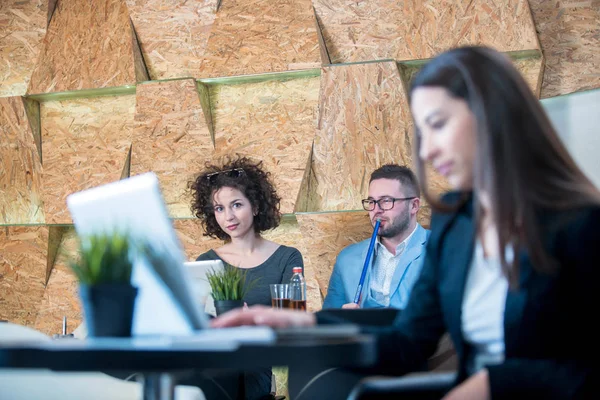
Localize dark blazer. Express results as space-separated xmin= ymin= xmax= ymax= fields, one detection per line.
xmin=318 ymin=192 xmax=600 ymax=399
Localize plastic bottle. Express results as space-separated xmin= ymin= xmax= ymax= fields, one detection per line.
xmin=289 ymin=266 xmax=307 ymax=311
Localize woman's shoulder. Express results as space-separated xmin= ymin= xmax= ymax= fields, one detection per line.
xmin=264 ymin=243 xmax=303 ymax=267
xmin=195 ymin=249 xmax=220 ymax=261
xmin=273 ymin=244 xmax=302 ymax=257
xmin=543 ymin=203 xmax=600 ymax=237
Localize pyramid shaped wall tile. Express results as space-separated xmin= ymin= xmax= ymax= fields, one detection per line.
xmin=0 ymin=97 xmax=44 ymax=224
xmin=0 ymin=0 xmax=49 ymax=97
xmin=33 ymin=227 xmax=81 ymax=336
xmin=40 ymin=95 xmax=135 ymax=224
xmin=310 ymin=61 xmax=412 ymax=212
xmin=199 ymin=0 xmax=321 ymax=78
xmin=529 ymin=0 xmax=600 ymax=98
xmin=314 ymin=0 xmax=539 ymax=63
xmin=211 ymin=76 xmax=320 ymax=214
xmin=126 ymin=0 xmax=218 ymax=80
xmin=27 ymin=0 xmax=144 ymax=94
xmin=0 ymin=227 xmax=48 ymax=327
xmin=131 ymin=79 xmax=214 ymax=218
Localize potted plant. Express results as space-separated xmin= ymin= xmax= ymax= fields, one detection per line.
xmin=206 ymin=264 xmax=258 ymax=316
xmin=69 ymin=232 xmax=138 ymax=337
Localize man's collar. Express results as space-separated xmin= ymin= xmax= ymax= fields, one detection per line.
xmin=375 ymin=224 xmax=419 ymax=255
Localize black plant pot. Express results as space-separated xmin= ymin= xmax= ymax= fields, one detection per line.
xmin=214 ymin=300 xmax=244 ymax=316
xmin=79 ymin=283 xmax=138 ymax=337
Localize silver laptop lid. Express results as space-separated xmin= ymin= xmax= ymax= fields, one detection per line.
xmin=184 ymin=260 xmax=224 ymax=317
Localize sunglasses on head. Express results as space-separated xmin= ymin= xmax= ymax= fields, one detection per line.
xmin=206 ymin=168 xmax=245 ymax=185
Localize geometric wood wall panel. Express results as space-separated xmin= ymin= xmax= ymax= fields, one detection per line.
xmin=174 ymin=216 xmax=322 ymax=311
xmin=27 ymin=0 xmax=145 ymax=94
xmin=131 ymin=79 xmax=214 ymax=218
xmin=0 ymin=0 xmax=48 ymax=97
xmin=211 ymin=77 xmax=320 ymax=214
xmin=198 ymin=0 xmax=321 ymax=78
xmin=126 ymin=0 xmax=218 ymax=80
xmin=296 ymin=211 xmax=372 ymax=299
xmin=529 ymin=0 xmax=600 ymax=98
xmin=0 ymin=226 xmax=48 ymax=327
xmin=0 ymin=97 xmax=45 ymax=224
xmin=310 ymin=61 xmax=412 ymax=212
xmin=40 ymin=95 xmax=135 ymax=224
xmin=34 ymin=227 xmax=82 ymax=336
xmin=314 ymin=0 xmax=539 ymax=64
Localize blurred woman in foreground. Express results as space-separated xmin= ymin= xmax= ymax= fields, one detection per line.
xmin=212 ymin=46 xmax=600 ymax=399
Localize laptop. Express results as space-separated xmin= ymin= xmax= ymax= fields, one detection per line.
xmin=66 ymin=172 xmax=358 ymax=343
xmin=184 ymin=260 xmax=224 ymax=317
xmin=66 ymin=172 xmax=275 ymax=343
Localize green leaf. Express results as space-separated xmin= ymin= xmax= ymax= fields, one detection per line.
xmin=67 ymin=231 xmax=136 ymax=285
xmin=204 ymin=263 xmax=260 ymax=301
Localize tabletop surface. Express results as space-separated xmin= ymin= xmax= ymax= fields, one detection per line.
xmin=0 ymin=326 xmax=377 ymax=373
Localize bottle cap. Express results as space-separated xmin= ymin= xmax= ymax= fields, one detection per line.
xmin=292 ymin=267 xmax=303 ymax=273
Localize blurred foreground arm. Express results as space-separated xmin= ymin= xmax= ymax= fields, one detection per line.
xmin=210 ymin=305 xmax=316 ymax=329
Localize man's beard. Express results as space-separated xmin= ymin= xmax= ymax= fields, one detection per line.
xmin=378 ymin=210 xmax=410 ymax=238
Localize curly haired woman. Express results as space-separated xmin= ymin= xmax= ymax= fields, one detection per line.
xmin=187 ymin=156 xmax=304 ymax=400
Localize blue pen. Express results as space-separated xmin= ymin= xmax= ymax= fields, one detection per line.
xmin=353 ymin=218 xmax=381 ymax=304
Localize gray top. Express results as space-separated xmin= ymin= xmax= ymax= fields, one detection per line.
xmin=196 ymin=245 xmax=303 ymax=306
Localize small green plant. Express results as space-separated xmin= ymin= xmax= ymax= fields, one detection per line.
xmin=206 ymin=264 xmax=259 ymax=301
xmin=69 ymin=232 xmax=136 ymax=285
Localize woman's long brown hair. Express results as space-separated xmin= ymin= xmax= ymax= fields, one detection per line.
xmin=410 ymin=46 xmax=600 ymax=286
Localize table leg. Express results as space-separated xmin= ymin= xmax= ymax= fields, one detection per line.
xmin=140 ymin=373 xmax=175 ymax=400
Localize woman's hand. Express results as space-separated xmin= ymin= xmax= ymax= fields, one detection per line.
xmin=210 ymin=305 xmax=317 ymax=329
xmin=442 ymin=369 xmax=490 ymax=400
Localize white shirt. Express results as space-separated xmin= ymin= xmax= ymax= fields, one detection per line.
xmin=461 ymin=241 xmax=512 ymax=374
xmin=370 ymin=225 xmax=418 ymax=306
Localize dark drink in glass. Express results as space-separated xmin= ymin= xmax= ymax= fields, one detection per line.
xmin=272 ymin=298 xmax=291 ymax=309
xmin=289 ymin=299 xmax=307 ymax=311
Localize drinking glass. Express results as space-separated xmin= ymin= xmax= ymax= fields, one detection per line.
xmin=270 ymin=284 xmax=290 ymax=309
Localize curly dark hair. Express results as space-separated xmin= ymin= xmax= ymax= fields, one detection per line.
xmin=189 ymin=156 xmax=281 ymax=240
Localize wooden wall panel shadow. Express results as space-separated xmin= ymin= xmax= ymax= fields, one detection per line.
xmin=198 ymin=0 xmax=320 ymax=78
xmin=34 ymin=227 xmax=81 ymax=336
xmin=131 ymin=79 xmax=214 ymax=218
xmin=126 ymin=0 xmax=218 ymax=80
xmin=311 ymin=61 xmax=412 ymax=212
xmin=0 ymin=226 xmax=48 ymax=327
xmin=210 ymin=77 xmax=320 ymax=214
xmin=27 ymin=0 xmax=141 ymax=94
xmin=529 ymin=0 xmax=600 ymax=98
xmin=174 ymin=216 xmax=322 ymax=311
xmin=296 ymin=209 xmax=432 ymax=302
xmin=314 ymin=0 xmax=538 ymax=64
xmin=40 ymin=95 xmax=135 ymax=224
xmin=512 ymin=55 xmax=545 ymax=99
xmin=0 ymin=97 xmax=44 ymax=224
xmin=0 ymin=0 xmax=48 ymax=97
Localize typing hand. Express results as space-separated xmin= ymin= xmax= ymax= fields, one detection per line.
xmin=210 ymin=305 xmax=316 ymax=329
xmin=341 ymin=303 xmax=360 ymax=309
xmin=442 ymin=369 xmax=490 ymax=400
